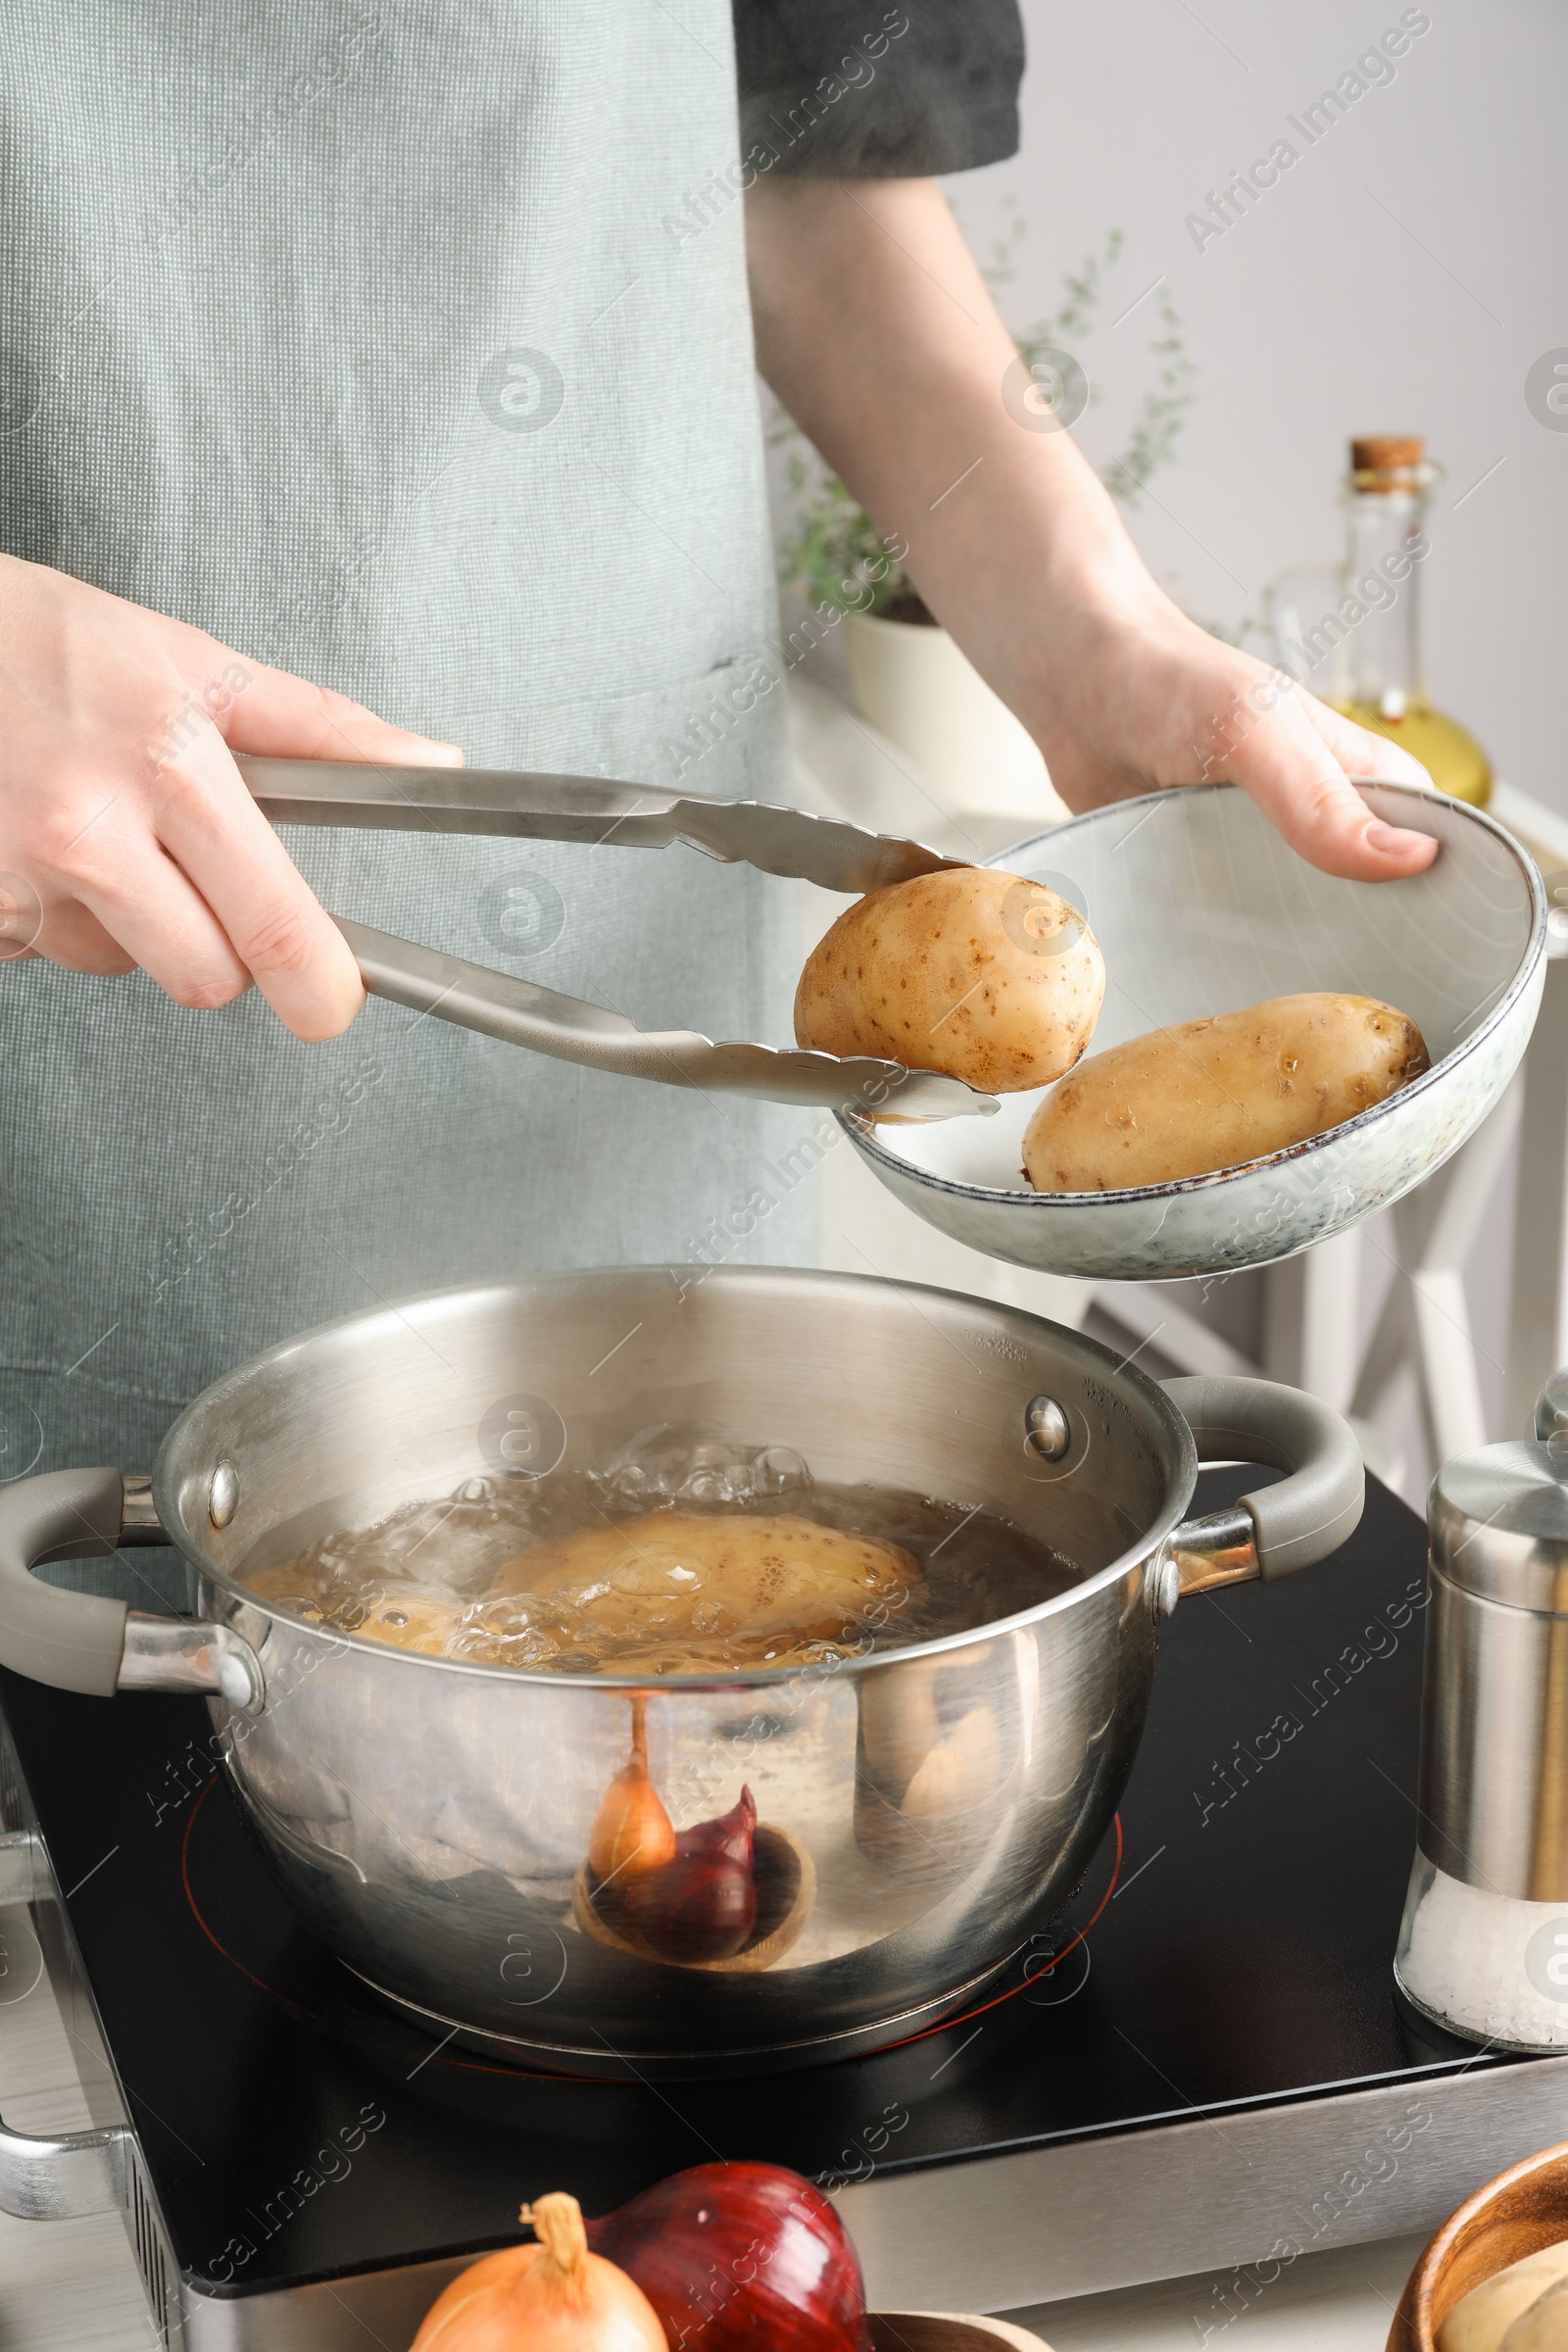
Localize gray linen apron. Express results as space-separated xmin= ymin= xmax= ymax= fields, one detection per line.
xmin=0 ymin=0 xmax=816 ymax=1567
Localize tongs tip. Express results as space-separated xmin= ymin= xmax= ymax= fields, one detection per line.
xmin=847 ymin=1065 xmax=1001 ymax=1123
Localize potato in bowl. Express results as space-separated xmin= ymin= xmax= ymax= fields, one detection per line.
xmin=1022 ymin=992 xmax=1432 ymax=1194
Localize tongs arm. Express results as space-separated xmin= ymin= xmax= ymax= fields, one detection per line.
xmin=337 ymin=919 xmax=989 ymax=1118
xmin=237 ymin=758 xmax=995 ymax=1121
xmin=237 ymin=758 xmax=961 ymax=896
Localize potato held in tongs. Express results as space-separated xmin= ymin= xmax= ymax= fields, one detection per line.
xmin=796 ymin=866 xmax=1105 ymax=1095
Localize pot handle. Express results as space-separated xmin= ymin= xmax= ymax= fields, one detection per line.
xmin=0 ymin=1469 xmax=263 ymax=1706
xmin=1161 ymin=1375 xmax=1364 ymax=1598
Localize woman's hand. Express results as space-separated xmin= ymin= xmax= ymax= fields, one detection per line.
xmin=0 ymin=553 xmax=462 ymax=1039
xmin=1029 ymin=585 xmax=1438 ymax=880
xmin=748 ymin=175 xmax=1439 ymax=882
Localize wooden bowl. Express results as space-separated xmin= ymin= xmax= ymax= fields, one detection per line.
xmin=1389 ymin=2140 xmax=1568 ymax=2352
xmin=867 ymin=2316 xmax=1051 ymax=2351
xmin=572 ymin=1823 xmax=816 ymax=1973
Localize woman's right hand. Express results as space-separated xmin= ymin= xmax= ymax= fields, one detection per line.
xmin=0 ymin=553 xmax=463 ymax=1040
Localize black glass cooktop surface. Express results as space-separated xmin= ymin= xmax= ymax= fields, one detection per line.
xmin=0 ymin=1470 xmax=1496 ymax=2299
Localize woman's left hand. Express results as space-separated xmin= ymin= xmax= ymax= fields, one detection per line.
xmin=1026 ymin=590 xmax=1439 ymax=881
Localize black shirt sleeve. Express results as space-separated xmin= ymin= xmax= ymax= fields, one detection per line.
xmin=732 ymin=0 xmax=1025 ymax=177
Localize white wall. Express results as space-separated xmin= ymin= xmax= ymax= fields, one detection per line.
xmin=941 ymin=0 xmax=1568 ymax=809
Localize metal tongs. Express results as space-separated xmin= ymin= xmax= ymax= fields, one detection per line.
xmin=239 ymin=758 xmax=1001 ymax=1121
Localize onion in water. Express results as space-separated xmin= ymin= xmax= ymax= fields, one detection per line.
xmin=411 ymin=2191 xmax=666 ymax=2350
xmin=586 ymin=2162 xmax=869 ymax=2351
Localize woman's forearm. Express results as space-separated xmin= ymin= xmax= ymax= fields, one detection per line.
xmin=745 ymin=175 xmax=1155 ymax=738
xmin=746 ymin=172 xmax=1441 ymax=882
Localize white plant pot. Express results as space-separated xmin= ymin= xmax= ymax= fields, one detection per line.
xmin=845 ymin=610 xmax=1069 ymax=829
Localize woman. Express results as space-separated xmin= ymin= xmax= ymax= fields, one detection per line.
xmin=0 ymin=0 xmax=1431 ymax=1516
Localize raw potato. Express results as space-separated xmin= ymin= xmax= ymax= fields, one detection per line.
xmin=1441 ymin=2244 xmax=1568 ymax=2352
xmin=1022 ymin=991 xmax=1431 ymax=1193
xmin=794 ymin=866 xmax=1105 ymax=1095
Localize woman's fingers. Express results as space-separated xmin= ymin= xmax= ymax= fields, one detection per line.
xmin=0 ymin=554 xmax=460 ymax=1036
xmin=1302 ymin=695 xmax=1442 ymax=797
xmin=147 ymin=721 xmax=368 ymax=1038
xmin=28 ymin=896 xmax=137 ymax=977
xmin=74 ymin=851 xmax=253 ymax=1008
xmin=58 ymin=780 xmax=256 ymax=1006
xmin=1036 ymin=598 xmax=1445 ymax=885
xmin=218 ymin=660 xmax=464 ymax=767
xmin=143 ymin=649 xmax=465 ymax=1038
xmin=1218 ymin=679 xmax=1441 ymax=882
xmin=154 ymin=655 xmax=464 ymax=1038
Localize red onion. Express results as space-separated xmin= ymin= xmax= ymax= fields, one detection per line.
xmin=623 ymin=1788 xmax=758 ymax=1962
xmin=586 ymin=2162 xmax=870 ymax=2352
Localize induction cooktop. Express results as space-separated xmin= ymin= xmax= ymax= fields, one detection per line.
xmin=1 ymin=1471 xmax=1563 ymax=2348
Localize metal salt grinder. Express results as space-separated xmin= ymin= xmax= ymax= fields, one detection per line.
xmin=1394 ymin=1371 xmax=1568 ymax=2048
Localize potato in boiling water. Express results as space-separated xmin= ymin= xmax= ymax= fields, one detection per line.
xmin=353 ymin=1590 xmax=466 ymax=1654
xmin=243 ymin=1566 xmax=464 ymax=1656
xmin=1022 ymin=991 xmax=1430 ymax=1193
xmin=490 ymin=1510 xmax=915 ymax=1666
xmin=795 ymin=865 xmax=1104 ymax=1094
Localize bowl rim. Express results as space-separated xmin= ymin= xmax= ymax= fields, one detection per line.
xmin=153 ymin=1264 xmax=1200 ymax=1692
xmin=840 ymin=781 xmax=1546 ymax=1212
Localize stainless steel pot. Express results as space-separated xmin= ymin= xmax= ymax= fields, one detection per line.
xmin=0 ymin=1269 xmax=1363 ymax=2077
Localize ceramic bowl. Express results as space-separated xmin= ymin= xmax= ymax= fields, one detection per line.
xmin=1389 ymin=2138 xmax=1568 ymax=2352
xmin=841 ymin=782 xmax=1544 ymax=1282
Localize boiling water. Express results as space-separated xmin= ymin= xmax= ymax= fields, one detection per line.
xmin=248 ymin=1431 xmax=1085 ymax=1677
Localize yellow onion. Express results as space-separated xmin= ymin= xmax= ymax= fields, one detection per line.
xmin=412 ymin=2191 xmax=666 ymax=2351
xmin=588 ymin=1696 xmax=675 ymax=1884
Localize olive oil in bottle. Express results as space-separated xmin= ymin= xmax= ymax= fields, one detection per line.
xmin=1330 ymin=435 xmax=1491 ymax=808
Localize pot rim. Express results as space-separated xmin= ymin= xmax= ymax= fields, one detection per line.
xmin=151 ymin=1265 xmax=1200 ymax=1692
xmin=840 ymin=781 xmax=1545 ymax=1212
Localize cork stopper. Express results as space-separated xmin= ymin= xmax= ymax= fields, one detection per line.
xmin=1350 ymin=435 xmax=1425 ymax=488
